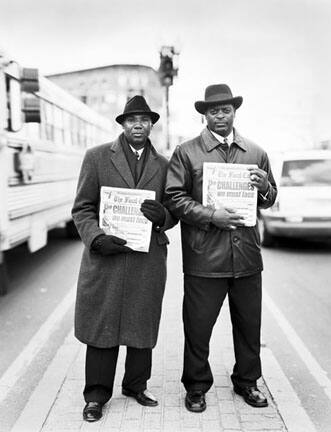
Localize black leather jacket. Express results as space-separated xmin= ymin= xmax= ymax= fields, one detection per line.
xmin=164 ymin=128 xmax=277 ymax=278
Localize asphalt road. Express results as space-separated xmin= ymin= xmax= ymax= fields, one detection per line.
xmin=0 ymin=229 xmax=330 ymax=431
xmin=262 ymin=237 xmax=331 ymax=432
xmin=0 ymin=229 xmax=83 ymax=431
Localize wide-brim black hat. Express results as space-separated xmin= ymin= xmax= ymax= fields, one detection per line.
xmin=116 ymin=95 xmax=160 ymax=124
xmin=195 ymin=84 xmax=243 ymax=114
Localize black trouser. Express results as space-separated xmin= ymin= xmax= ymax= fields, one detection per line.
xmin=182 ymin=273 xmax=262 ymax=393
xmin=84 ymin=345 xmax=152 ymax=404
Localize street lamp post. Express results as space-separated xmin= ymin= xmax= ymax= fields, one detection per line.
xmin=158 ymin=46 xmax=178 ymax=152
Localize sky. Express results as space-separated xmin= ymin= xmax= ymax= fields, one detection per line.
xmin=1 ymin=0 xmax=331 ymax=151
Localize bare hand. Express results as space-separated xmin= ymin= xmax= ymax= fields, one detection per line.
xmin=211 ymin=207 xmax=245 ymax=230
xmin=248 ymin=167 xmax=268 ymax=193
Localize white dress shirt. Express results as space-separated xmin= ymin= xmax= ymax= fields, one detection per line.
xmin=210 ymin=129 xmax=234 ymax=146
xmin=129 ymin=144 xmax=144 ymax=160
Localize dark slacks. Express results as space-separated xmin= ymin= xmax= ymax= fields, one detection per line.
xmin=182 ymin=273 xmax=262 ymax=393
xmin=84 ymin=345 xmax=152 ymax=404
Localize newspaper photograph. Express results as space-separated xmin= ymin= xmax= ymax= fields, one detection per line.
xmin=99 ymin=186 xmax=156 ymax=253
xmin=203 ymin=163 xmax=258 ymax=226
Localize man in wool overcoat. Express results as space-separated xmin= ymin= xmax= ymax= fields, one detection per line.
xmin=72 ymin=95 xmax=176 ymax=422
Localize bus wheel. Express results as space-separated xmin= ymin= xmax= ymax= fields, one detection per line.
xmin=65 ymin=220 xmax=80 ymax=239
xmin=0 ymin=252 xmax=9 ymax=296
xmin=258 ymin=218 xmax=275 ymax=247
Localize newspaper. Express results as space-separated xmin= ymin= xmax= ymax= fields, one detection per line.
xmin=203 ymin=163 xmax=258 ymax=226
xmin=99 ymin=186 xmax=155 ymax=253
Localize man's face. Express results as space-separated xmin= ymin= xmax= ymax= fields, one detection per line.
xmin=205 ymin=103 xmax=235 ymax=137
xmin=122 ymin=114 xmax=152 ymax=147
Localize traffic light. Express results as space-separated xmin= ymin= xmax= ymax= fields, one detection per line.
xmin=158 ymin=48 xmax=178 ymax=87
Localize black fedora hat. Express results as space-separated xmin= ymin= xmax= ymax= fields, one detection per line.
xmin=116 ymin=95 xmax=160 ymax=124
xmin=194 ymin=84 xmax=243 ymax=114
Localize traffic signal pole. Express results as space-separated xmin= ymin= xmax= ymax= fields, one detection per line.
xmin=158 ymin=46 xmax=179 ymax=153
xmin=165 ymin=85 xmax=170 ymax=151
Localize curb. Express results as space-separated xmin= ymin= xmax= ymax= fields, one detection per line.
xmin=11 ymin=330 xmax=80 ymax=432
xmin=262 ymin=346 xmax=317 ymax=432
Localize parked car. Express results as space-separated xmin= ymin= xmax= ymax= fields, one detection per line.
xmin=259 ymin=150 xmax=331 ymax=246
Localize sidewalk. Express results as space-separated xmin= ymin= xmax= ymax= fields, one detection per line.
xmin=11 ymin=228 xmax=315 ymax=432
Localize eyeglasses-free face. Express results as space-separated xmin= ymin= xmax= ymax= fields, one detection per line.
xmin=205 ymin=103 xmax=235 ymax=137
xmin=122 ymin=114 xmax=152 ymax=148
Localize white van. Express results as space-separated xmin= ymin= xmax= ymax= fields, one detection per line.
xmin=259 ymin=150 xmax=331 ymax=246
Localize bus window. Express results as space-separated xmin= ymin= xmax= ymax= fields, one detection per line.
xmin=70 ymin=114 xmax=78 ymax=147
xmin=44 ymin=101 xmax=54 ymax=142
xmin=62 ymin=110 xmax=71 ymax=146
xmin=53 ymin=105 xmax=64 ymax=145
xmin=79 ymin=119 xmax=87 ymax=148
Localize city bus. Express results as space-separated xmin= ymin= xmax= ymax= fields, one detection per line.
xmin=0 ymin=51 xmax=114 ymax=294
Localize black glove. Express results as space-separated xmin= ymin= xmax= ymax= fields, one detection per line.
xmin=140 ymin=199 xmax=166 ymax=226
xmin=91 ymin=234 xmax=132 ymax=256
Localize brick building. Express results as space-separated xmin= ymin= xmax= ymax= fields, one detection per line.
xmin=47 ymin=64 xmax=165 ymax=150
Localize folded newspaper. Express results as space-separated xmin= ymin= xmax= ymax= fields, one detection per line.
xmin=203 ymin=163 xmax=258 ymax=226
xmin=99 ymin=186 xmax=155 ymax=253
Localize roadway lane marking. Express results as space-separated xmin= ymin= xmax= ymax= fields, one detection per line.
xmin=11 ymin=329 xmax=80 ymax=432
xmin=263 ymin=291 xmax=331 ymax=402
xmin=262 ymin=346 xmax=317 ymax=432
xmin=0 ymin=284 xmax=76 ymax=405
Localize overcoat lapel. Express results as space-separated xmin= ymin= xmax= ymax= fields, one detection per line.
xmin=136 ymin=147 xmax=160 ymax=189
xmin=109 ymin=138 xmax=135 ymax=188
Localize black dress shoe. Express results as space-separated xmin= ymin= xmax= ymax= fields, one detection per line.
xmin=234 ymin=385 xmax=268 ymax=407
xmin=83 ymin=401 xmax=103 ymax=422
xmin=185 ymin=390 xmax=206 ymax=413
xmin=122 ymin=388 xmax=158 ymax=406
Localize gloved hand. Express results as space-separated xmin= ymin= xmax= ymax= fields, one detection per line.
xmin=140 ymin=199 xmax=166 ymax=226
xmin=91 ymin=234 xmax=132 ymax=256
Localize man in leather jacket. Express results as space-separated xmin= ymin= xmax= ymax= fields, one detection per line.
xmin=164 ymin=84 xmax=277 ymax=413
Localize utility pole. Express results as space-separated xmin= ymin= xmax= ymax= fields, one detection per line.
xmin=158 ymin=46 xmax=179 ymax=152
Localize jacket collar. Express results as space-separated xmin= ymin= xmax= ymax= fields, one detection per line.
xmin=109 ymin=137 xmax=135 ymax=187
xmin=233 ymin=129 xmax=248 ymax=152
xmin=109 ymin=136 xmax=159 ymax=188
xmin=201 ymin=127 xmax=248 ymax=152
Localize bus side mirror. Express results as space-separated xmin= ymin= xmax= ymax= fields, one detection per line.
xmin=22 ymin=97 xmax=41 ymax=123
xmin=21 ymin=68 xmax=41 ymax=123
xmin=21 ymin=68 xmax=40 ymax=93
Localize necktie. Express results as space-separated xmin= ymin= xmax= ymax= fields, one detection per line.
xmin=219 ymin=138 xmax=229 ymax=162
xmin=134 ymin=150 xmax=140 ymax=184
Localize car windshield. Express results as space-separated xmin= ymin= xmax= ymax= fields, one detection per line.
xmin=280 ymin=159 xmax=331 ymax=187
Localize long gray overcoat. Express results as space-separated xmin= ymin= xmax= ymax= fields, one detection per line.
xmin=72 ymin=138 xmax=176 ymax=349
